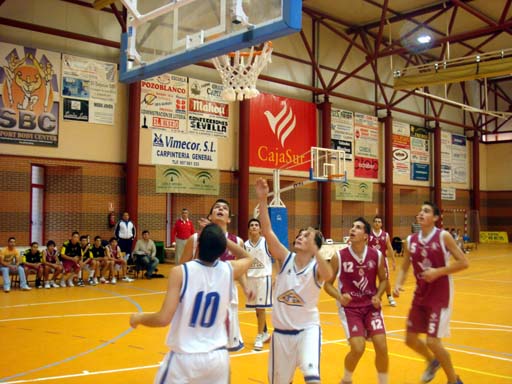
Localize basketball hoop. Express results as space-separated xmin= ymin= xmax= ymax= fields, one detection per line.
xmin=212 ymin=41 xmax=273 ymax=101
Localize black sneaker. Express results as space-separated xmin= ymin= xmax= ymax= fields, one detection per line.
xmin=35 ymin=278 xmax=43 ymax=289
xmin=77 ymin=279 xmax=85 ymax=287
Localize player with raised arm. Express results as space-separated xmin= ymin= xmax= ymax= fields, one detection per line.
xmin=130 ymin=223 xmax=253 ymax=384
xmin=256 ymin=178 xmax=332 ymax=384
xmin=393 ymin=202 xmax=468 ymax=384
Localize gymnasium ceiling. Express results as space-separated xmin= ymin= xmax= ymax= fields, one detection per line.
xmin=1 ymin=0 xmax=511 ymax=137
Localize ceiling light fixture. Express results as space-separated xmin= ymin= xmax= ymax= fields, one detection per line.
xmin=417 ymin=35 xmax=432 ymax=44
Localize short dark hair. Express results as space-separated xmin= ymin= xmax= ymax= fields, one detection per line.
xmin=46 ymin=240 xmax=56 ymax=247
xmin=354 ymin=217 xmax=371 ymax=235
xmin=142 ymin=230 xmax=149 ymax=235
xmin=373 ymin=215 xmax=383 ymax=222
xmin=181 ymin=208 xmax=188 ymax=212
xmin=424 ymin=201 xmax=441 ymax=217
xmin=94 ymin=236 xmax=101 ymax=241
xmin=248 ymin=218 xmax=260 ymax=228
xmin=8 ymin=236 xmax=15 ymax=242
xmin=198 ymin=223 xmax=227 ymax=263
xmin=209 ymin=199 xmax=231 ymax=215
xmin=109 ymin=237 xmax=117 ymax=243
xmin=80 ymin=235 xmax=88 ymax=241
xmin=31 ymin=241 xmax=39 ymax=246
xmin=296 ymin=227 xmax=324 ymax=250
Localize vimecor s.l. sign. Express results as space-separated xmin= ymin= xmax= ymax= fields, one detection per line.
xmin=248 ymin=94 xmax=316 ymax=172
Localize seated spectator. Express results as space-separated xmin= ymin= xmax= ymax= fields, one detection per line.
xmin=22 ymin=242 xmax=44 ymax=288
xmin=90 ymin=236 xmax=114 ymax=284
xmin=42 ymin=240 xmax=62 ymax=288
xmin=78 ymin=235 xmax=97 ymax=286
xmin=107 ymin=237 xmax=134 ymax=283
xmin=60 ymin=232 xmax=82 ymax=287
xmin=0 ymin=237 xmax=31 ymax=292
xmin=133 ymin=230 xmax=159 ymax=279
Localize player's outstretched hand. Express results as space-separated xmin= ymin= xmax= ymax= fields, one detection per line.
xmin=392 ymin=286 xmax=404 ymax=297
xmin=198 ymin=217 xmax=210 ymax=230
xmin=339 ymin=293 xmax=352 ymax=306
xmin=130 ymin=313 xmax=141 ymax=328
xmin=371 ymin=295 xmax=381 ymax=309
xmin=255 ymin=178 xmax=269 ymax=200
xmin=420 ymin=267 xmax=440 ymax=283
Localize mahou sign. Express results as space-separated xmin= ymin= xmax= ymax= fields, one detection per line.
xmin=248 ymin=94 xmax=316 ymax=172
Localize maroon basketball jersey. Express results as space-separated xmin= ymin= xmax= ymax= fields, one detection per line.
xmin=45 ymin=249 xmax=59 ymax=263
xmin=220 ymin=233 xmax=240 ymax=261
xmin=337 ymin=246 xmax=381 ymax=308
xmin=408 ymin=228 xmax=451 ymax=307
xmin=368 ymin=230 xmax=389 ymax=258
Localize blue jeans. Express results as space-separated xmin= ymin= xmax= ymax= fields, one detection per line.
xmin=137 ymin=255 xmax=159 ymax=276
xmin=1 ymin=265 xmax=28 ymax=290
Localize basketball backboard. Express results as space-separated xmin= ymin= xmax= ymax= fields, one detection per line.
xmin=119 ymin=0 xmax=302 ymax=83
xmin=310 ymin=147 xmax=347 ymax=182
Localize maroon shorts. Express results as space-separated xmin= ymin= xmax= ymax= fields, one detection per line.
xmin=24 ymin=264 xmax=42 ymax=271
xmin=407 ymin=304 xmax=451 ymax=338
xmin=62 ymin=260 xmax=80 ymax=273
xmin=339 ymin=305 xmax=386 ymax=339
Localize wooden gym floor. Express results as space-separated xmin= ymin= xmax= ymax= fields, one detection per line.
xmin=1 ymin=243 xmax=511 ymax=383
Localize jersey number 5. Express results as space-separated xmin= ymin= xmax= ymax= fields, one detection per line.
xmin=190 ymin=291 xmax=220 ymax=328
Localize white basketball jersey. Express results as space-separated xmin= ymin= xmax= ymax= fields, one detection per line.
xmin=245 ymin=237 xmax=273 ymax=278
xmin=192 ymin=232 xmax=242 ymax=305
xmin=272 ymin=252 xmax=322 ymax=330
xmin=166 ymin=259 xmax=233 ymax=353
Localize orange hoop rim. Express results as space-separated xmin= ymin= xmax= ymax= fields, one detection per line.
xmin=227 ymin=41 xmax=272 ymax=58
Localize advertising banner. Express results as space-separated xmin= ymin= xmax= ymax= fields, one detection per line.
xmin=441 ymin=187 xmax=456 ymax=200
xmin=140 ymin=73 xmax=187 ymax=131
xmin=156 ymin=165 xmax=219 ymax=195
xmin=354 ymin=112 xmax=379 ymax=179
xmin=441 ymin=131 xmax=452 ymax=182
xmin=62 ymin=54 xmax=117 ymax=125
xmin=0 ymin=43 xmax=60 ymax=146
xmin=411 ymin=162 xmax=430 ymax=181
xmin=451 ymin=134 xmax=467 ymax=183
xmin=392 ymin=120 xmax=411 ymax=176
xmin=248 ymin=94 xmax=316 ymax=172
xmin=188 ymin=78 xmax=229 ymax=137
xmin=335 ymin=180 xmax=373 ymax=201
xmin=331 ymin=107 xmax=353 ymax=160
xmin=151 ymin=130 xmax=218 ymax=169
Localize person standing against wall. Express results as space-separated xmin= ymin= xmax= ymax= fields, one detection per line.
xmin=115 ymin=212 xmax=136 ymax=260
xmin=171 ymin=208 xmax=195 ymax=265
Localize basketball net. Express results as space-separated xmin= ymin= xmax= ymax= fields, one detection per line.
xmin=212 ymin=41 xmax=273 ymax=101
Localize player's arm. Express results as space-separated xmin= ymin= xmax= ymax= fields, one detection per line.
xmin=227 ymin=241 xmax=253 ymax=280
xmin=324 ymin=254 xmax=352 ymax=306
xmin=393 ymin=238 xmax=412 ymax=297
xmin=179 ymin=236 xmax=195 ymax=264
xmin=315 ymin=246 xmax=333 ymax=283
xmin=373 ymin=251 xmax=388 ymax=306
xmin=255 ymin=178 xmax=289 ymax=263
xmin=385 ymin=234 xmax=396 ymax=270
xmin=0 ymin=252 xmax=7 ymax=267
xmin=130 ymin=266 xmax=183 ymax=328
xmin=421 ymin=231 xmax=469 ymax=283
xmin=233 ymin=238 xmax=250 ymax=292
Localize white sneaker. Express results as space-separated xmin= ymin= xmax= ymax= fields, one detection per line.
xmin=100 ymin=277 xmax=107 ymax=284
xmin=111 ymin=277 xmax=117 ymax=284
xmin=44 ymin=282 xmax=51 ymax=289
xmin=253 ymin=334 xmax=263 ymax=351
xmin=388 ymin=296 xmax=397 ymax=307
xmin=261 ymin=331 xmax=271 ymax=343
xmin=67 ymin=279 xmax=75 ymax=287
xmin=93 ymin=277 xmax=99 ymax=285
xmin=122 ymin=276 xmax=134 ymax=282
xmin=60 ymin=280 xmax=67 ymax=288
xmin=51 ymin=281 xmax=60 ymax=288
xmin=21 ymin=285 xmax=32 ymax=291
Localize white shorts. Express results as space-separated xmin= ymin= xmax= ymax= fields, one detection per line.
xmin=268 ymin=325 xmax=321 ymax=384
xmin=155 ymin=349 xmax=229 ymax=384
xmin=245 ymin=276 xmax=272 ymax=308
xmin=227 ymin=302 xmax=244 ymax=351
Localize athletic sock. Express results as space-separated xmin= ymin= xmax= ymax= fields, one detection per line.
xmin=90 ymin=270 xmax=95 ymax=278
xmin=343 ymin=369 xmax=353 ymax=383
xmin=78 ymin=270 xmax=82 ymax=279
xmin=378 ymin=372 xmax=389 ymax=384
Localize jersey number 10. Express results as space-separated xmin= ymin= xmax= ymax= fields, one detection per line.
xmin=189 ymin=291 xmax=220 ymax=328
